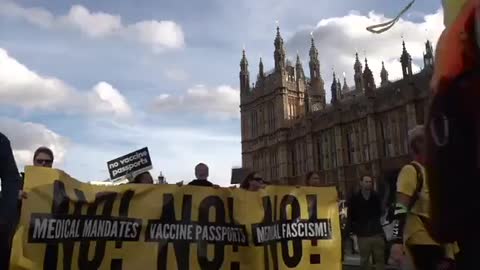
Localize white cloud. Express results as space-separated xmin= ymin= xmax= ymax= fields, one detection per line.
xmin=0 ymin=117 xmax=68 ymax=169
xmin=60 ymin=5 xmax=122 ymax=38
xmin=88 ymin=82 xmax=132 ymax=118
xmin=282 ymin=9 xmax=444 ymax=100
xmin=128 ymin=20 xmax=185 ymax=52
xmin=0 ymin=1 xmax=185 ymax=52
xmin=0 ymin=0 xmax=54 ymax=28
xmin=0 ymin=48 xmax=132 ymax=118
xmin=151 ymin=85 xmax=240 ymax=119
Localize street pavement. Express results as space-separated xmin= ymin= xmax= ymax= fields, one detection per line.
xmin=343 ymin=254 xmax=399 ymax=269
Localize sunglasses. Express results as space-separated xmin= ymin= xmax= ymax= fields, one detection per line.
xmin=35 ymin=159 xmax=53 ymax=165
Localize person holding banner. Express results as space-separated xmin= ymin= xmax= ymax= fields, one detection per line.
xmin=32 ymin=147 xmax=54 ymax=168
xmin=0 ymin=132 xmax=22 ymax=270
xmin=240 ymin=172 xmax=268 ymax=191
xmin=188 ymin=163 xmax=219 ymax=187
xmin=132 ymin=171 xmax=154 ymax=184
xmin=305 ymin=171 xmax=322 ymax=186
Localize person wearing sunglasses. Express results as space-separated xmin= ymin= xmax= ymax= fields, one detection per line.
xmin=239 ymin=172 xmax=268 ymax=191
xmin=33 ymin=147 xmax=54 ymax=168
xmin=17 ymin=147 xmax=55 ymax=206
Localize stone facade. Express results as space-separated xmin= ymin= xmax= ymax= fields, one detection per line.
xmin=239 ymin=28 xmax=435 ymax=198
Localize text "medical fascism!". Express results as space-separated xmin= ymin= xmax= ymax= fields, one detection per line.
xmin=107 ymin=147 xmax=152 ymax=180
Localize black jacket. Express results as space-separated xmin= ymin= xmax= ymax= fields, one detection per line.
xmin=0 ymin=132 xmax=21 ymax=225
xmin=346 ymin=191 xmax=384 ymax=237
xmin=188 ymin=179 xmax=214 ymax=187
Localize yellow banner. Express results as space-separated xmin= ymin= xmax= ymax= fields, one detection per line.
xmin=10 ymin=166 xmax=341 ymax=270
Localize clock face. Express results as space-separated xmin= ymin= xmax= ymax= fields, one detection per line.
xmin=311 ymin=102 xmax=322 ymax=112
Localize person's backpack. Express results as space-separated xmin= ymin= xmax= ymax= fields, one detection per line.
xmin=407 ymin=162 xmax=424 ymax=210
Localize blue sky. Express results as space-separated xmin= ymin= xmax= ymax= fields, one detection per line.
xmin=0 ymin=0 xmax=443 ymax=186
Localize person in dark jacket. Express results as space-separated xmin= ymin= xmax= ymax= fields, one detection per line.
xmin=188 ymin=163 xmax=219 ymax=187
xmin=347 ymin=175 xmax=385 ymax=270
xmin=0 ymin=132 xmax=21 ymax=270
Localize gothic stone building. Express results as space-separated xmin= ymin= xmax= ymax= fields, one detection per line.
xmin=239 ymin=27 xmax=435 ymax=198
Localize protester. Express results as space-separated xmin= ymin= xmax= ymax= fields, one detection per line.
xmin=0 ymin=132 xmax=22 ymax=270
xmin=389 ymin=126 xmax=456 ymax=269
xmin=239 ymin=172 xmax=268 ymax=191
xmin=425 ymin=0 xmax=480 ymax=268
xmin=33 ymin=146 xmax=54 ymax=168
xmin=132 ymin=171 xmax=154 ymax=184
xmin=347 ymin=175 xmax=385 ymax=270
xmin=305 ymin=171 xmax=322 ymax=186
xmin=188 ymin=163 xmax=218 ymax=187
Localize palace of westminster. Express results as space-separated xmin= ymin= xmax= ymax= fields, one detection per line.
xmin=237 ymin=27 xmax=435 ymax=197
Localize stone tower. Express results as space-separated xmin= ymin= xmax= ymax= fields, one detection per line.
xmin=308 ymin=36 xmax=326 ymax=111
xmin=423 ymin=40 xmax=434 ymax=69
xmin=239 ymin=27 xmax=311 ymax=183
xmin=363 ymin=58 xmax=376 ymax=97
xmin=400 ymin=40 xmax=413 ymax=78
xmin=331 ymin=72 xmax=339 ymax=105
xmin=354 ymin=52 xmax=363 ymax=91
xmin=274 ymin=27 xmax=286 ymax=72
xmin=239 ymin=49 xmax=249 ymax=96
xmin=380 ymin=61 xmax=389 ymax=86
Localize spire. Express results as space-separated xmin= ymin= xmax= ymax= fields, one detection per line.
xmin=354 ymin=52 xmax=363 ymax=73
xmin=239 ymin=49 xmax=250 ymax=95
xmin=240 ymin=49 xmax=248 ymax=71
xmin=258 ymin=57 xmax=265 ymax=79
xmin=400 ymin=40 xmax=411 ymax=62
xmin=362 ymin=57 xmax=376 ymax=96
xmin=309 ymin=36 xmax=321 ymax=79
xmin=274 ymin=26 xmax=286 ymax=71
xmin=353 ymin=52 xmax=363 ymax=91
xmin=331 ymin=71 xmax=339 ymax=104
xmin=380 ymin=61 xmax=389 ymax=86
xmin=308 ymin=35 xmax=326 ymax=107
xmin=400 ymin=40 xmax=413 ymax=77
xmin=423 ymin=40 xmax=434 ymax=69
xmin=275 ymin=26 xmax=283 ymax=47
xmin=295 ymin=53 xmax=305 ymax=79
xmin=342 ymin=73 xmax=349 ymax=92
xmin=309 ymin=35 xmax=319 ymax=61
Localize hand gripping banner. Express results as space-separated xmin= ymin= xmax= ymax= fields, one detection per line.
xmin=10 ymin=166 xmax=341 ymax=270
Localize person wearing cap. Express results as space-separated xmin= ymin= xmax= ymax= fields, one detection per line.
xmin=426 ymin=0 xmax=480 ymax=268
xmin=389 ymin=126 xmax=457 ymax=269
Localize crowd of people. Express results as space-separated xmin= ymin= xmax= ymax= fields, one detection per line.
xmin=0 ymin=123 xmax=465 ymax=270
xmin=1 ymin=1 xmax=480 ymax=269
